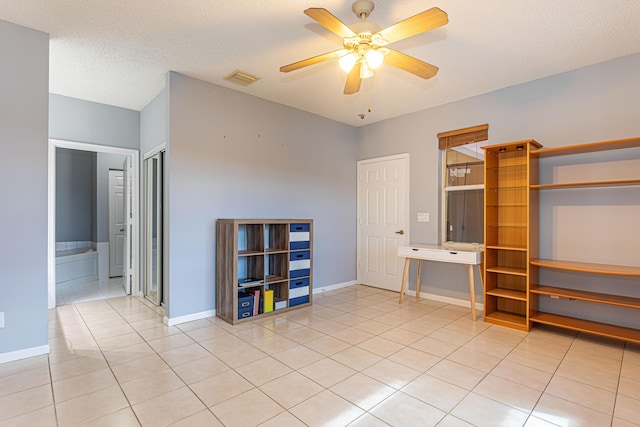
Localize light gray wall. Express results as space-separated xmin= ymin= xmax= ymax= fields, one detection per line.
xmin=357 ymin=53 xmax=640 ymax=321
xmin=141 ymin=89 xmax=167 ymax=155
xmin=166 ymin=72 xmax=357 ymax=319
xmin=49 ymin=94 xmax=140 ymax=149
xmin=56 ymin=148 xmax=97 ymax=242
xmin=0 ymin=20 xmax=49 ymax=356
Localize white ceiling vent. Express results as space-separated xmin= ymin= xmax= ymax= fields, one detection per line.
xmin=223 ymin=70 xmax=260 ymax=86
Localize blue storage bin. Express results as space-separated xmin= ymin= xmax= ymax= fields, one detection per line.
xmin=290 ymin=269 xmax=310 ymax=278
xmin=237 ymin=291 xmax=254 ymax=311
xmin=290 ymin=278 xmax=309 ymax=289
xmin=290 ymin=223 xmax=310 ymax=232
xmin=290 ymin=250 xmax=311 ymax=278
xmin=290 ymin=251 xmax=310 ymax=261
xmin=289 ymin=295 xmax=310 ymax=307
xmin=289 ymin=240 xmax=310 ymax=250
xmin=238 ymin=306 xmax=253 ymax=319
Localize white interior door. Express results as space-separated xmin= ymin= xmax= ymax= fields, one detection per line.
xmin=108 ymin=170 xmax=125 ymax=277
xmin=358 ymin=155 xmax=409 ymax=292
xmin=122 ymin=157 xmax=133 ymax=294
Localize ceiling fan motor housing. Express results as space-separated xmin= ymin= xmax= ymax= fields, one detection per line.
xmin=352 ymin=0 xmax=375 ymax=19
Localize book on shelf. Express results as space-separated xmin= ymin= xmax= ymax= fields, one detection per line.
xmin=252 ymin=289 xmax=260 ymax=316
xmin=238 ymin=278 xmax=264 ymax=287
xmin=264 ymin=289 xmax=274 ymax=313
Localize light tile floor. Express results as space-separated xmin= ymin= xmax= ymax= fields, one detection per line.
xmin=2 ymin=285 xmax=640 ymax=426
xmin=56 ymin=278 xmax=127 ymax=306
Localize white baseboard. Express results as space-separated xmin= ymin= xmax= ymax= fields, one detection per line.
xmin=164 ymin=309 xmax=216 ymax=327
xmin=313 ymin=280 xmax=357 ymax=294
xmin=409 ymin=289 xmax=484 ymax=310
xmin=0 ymin=345 xmax=50 ymax=365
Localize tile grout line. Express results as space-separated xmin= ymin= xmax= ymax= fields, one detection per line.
xmin=79 ymin=298 xmax=145 ymax=427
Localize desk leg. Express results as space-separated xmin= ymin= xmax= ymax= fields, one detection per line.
xmin=467 ymin=264 xmax=476 ymax=321
xmin=399 ymin=258 xmax=411 ymax=304
xmin=415 ymin=260 xmax=423 ymax=301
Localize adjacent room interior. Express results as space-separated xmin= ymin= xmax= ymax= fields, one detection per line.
xmin=1 ymin=1 xmax=640 ymax=426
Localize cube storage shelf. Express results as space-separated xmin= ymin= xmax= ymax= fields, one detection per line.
xmin=216 ymin=219 xmax=313 ymax=324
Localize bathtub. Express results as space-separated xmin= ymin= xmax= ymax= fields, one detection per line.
xmin=56 ymin=246 xmax=98 ymax=289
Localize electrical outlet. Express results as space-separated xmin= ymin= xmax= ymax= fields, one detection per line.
xmin=0 ymin=312 xmax=4 ymax=328
xmin=417 ymin=212 xmax=430 ymax=222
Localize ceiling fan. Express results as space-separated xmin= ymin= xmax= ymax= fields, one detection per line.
xmin=280 ymin=0 xmax=448 ymax=95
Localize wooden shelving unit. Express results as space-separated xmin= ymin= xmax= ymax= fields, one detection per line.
xmin=483 ymin=140 xmax=542 ymax=331
xmin=216 ymin=219 xmax=313 ymax=324
xmin=527 ymin=136 xmax=640 ymax=343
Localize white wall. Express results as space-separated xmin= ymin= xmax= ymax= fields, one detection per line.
xmin=166 ymin=72 xmax=358 ymax=319
xmin=357 ymin=53 xmax=640 ymax=318
xmin=0 ymin=20 xmax=49 ymax=359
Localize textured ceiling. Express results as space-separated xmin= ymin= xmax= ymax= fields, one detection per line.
xmin=2 ymin=0 xmax=640 ymax=127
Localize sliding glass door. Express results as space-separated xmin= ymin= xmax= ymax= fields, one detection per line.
xmin=144 ymin=151 xmax=164 ymax=305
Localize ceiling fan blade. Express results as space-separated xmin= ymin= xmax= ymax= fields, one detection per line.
xmin=384 ymin=49 xmax=439 ymax=79
xmin=280 ymin=49 xmax=345 ymax=73
xmin=377 ymin=7 xmax=448 ymax=45
xmin=344 ymin=62 xmax=362 ymax=94
xmin=305 ymin=8 xmax=358 ymax=38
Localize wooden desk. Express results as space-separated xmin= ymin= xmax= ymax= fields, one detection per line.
xmin=398 ymin=244 xmax=483 ymax=321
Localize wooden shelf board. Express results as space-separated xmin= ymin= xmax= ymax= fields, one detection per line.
xmin=531 ymin=259 xmax=640 ymax=277
xmin=238 ymin=250 xmax=264 ymax=256
xmin=485 ymin=245 xmax=527 ymax=251
xmin=486 ymin=288 xmax=528 ymax=301
xmin=531 ymin=137 xmax=640 ymax=158
xmin=484 ymin=311 xmax=529 ymax=331
xmin=231 ymin=302 xmax=312 ymax=324
xmin=530 ymin=285 xmax=640 ymax=309
xmin=486 ymin=266 xmax=528 ymax=276
xmin=530 ymin=312 xmax=640 ymax=343
xmin=482 ymin=139 xmax=542 ymax=152
xmin=265 ymin=248 xmax=289 ymax=253
xmin=486 ymin=224 xmax=527 ymax=228
xmin=531 ymin=179 xmax=640 ymax=190
xmin=486 ymin=186 xmax=528 ymax=191
xmin=265 ymin=275 xmax=288 ymax=284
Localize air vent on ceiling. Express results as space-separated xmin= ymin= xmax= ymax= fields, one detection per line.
xmin=223 ymin=70 xmax=260 ymax=86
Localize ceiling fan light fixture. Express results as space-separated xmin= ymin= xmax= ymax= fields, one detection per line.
xmin=366 ymin=48 xmax=384 ymax=69
xmin=360 ymin=61 xmax=374 ymax=79
xmin=339 ymin=52 xmax=358 ymax=72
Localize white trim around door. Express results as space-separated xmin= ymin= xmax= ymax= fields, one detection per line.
xmin=48 ymin=139 xmax=140 ymax=309
xmin=356 ymin=153 xmax=410 ymax=292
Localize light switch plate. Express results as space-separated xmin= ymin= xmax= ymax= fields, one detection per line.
xmin=417 ymin=212 xmax=430 ymax=222
xmin=0 ymin=312 xmax=4 ymax=328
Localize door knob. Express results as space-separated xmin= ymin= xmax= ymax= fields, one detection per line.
xmin=395 ymin=230 xmax=405 ymax=235
xmin=120 ymin=228 xmax=125 ymax=232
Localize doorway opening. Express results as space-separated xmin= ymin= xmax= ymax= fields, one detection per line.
xmin=48 ymin=139 xmax=140 ymax=309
